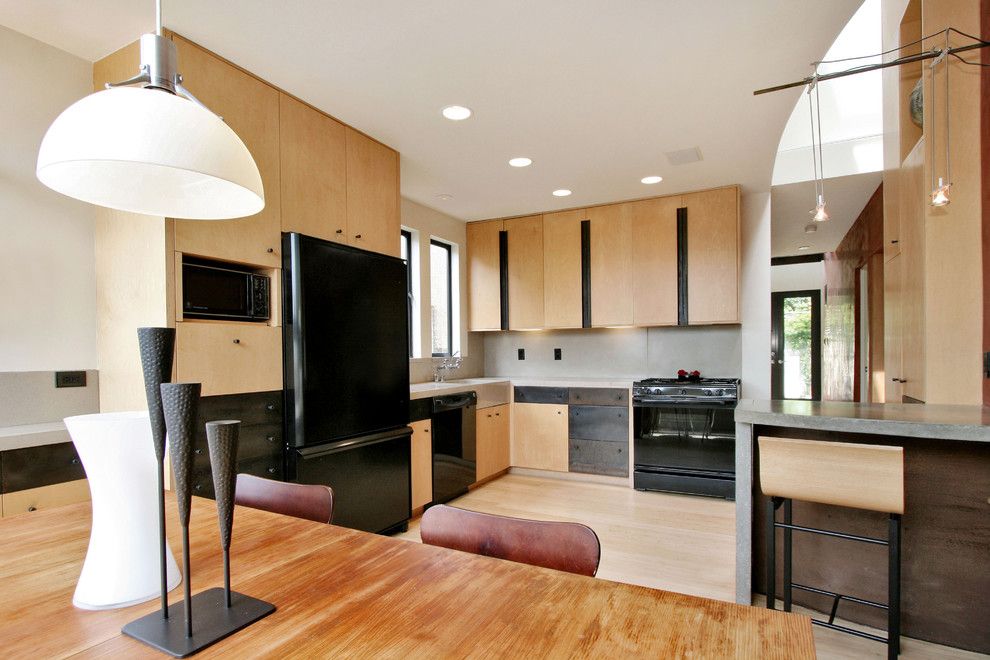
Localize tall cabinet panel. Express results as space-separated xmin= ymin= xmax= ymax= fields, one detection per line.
xmin=543 ymin=209 xmax=586 ymax=329
xmin=171 ymin=36 xmax=282 ymax=267
xmin=588 ymin=203 xmax=634 ymax=327
xmin=279 ymin=94 xmax=347 ymax=244
xmin=899 ymin=139 xmax=926 ymax=402
xmin=683 ymin=188 xmax=739 ymax=324
xmin=630 ymin=196 xmax=679 ymax=326
xmin=345 ymin=127 xmax=400 ymax=258
xmin=466 ymin=220 xmax=504 ymax=331
xmin=884 ymin=253 xmax=903 ymax=403
xmin=505 ymin=215 xmax=544 ymax=330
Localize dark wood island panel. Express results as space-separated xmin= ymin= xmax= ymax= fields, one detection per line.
xmin=751 ymin=425 xmax=990 ymax=654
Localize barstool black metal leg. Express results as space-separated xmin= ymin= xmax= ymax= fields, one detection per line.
xmin=888 ymin=513 xmax=901 ymax=658
xmin=783 ymin=498 xmax=793 ymax=612
xmin=766 ymin=497 xmax=778 ymax=610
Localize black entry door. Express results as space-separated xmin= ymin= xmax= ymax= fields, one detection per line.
xmin=771 ymin=290 xmax=822 ymax=401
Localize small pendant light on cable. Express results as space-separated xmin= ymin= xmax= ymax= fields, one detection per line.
xmin=36 ymin=0 xmax=264 ymax=219
xmin=807 ymin=71 xmax=829 ymax=222
xmin=929 ymin=32 xmax=951 ymax=207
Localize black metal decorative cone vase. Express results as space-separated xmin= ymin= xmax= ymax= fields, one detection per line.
xmin=123 ymin=389 xmax=273 ymax=658
xmin=137 ymin=327 xmax=175 ymax=619
xmin=206 ymin=421 xmax=239 ymax=607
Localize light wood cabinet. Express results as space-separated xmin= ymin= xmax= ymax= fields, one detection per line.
xmin=505 ymin=215 xmax=544 ymax=330
xmin=476 ymin=404 xmax=510 ymax=481
xmin=170 ymin=36 xmax=282 ymax=268
xmin=588 ymin=203 xmax=634 ymax=327
xmin=631 ymin=196 xmax=679 ymax=326
xmin=683 ymin=187 xmax=739 ymax=324
xmin=543 ymin=209 xmax=586 ymax=329
xmin=345 ymin=128 xmax=400 ymax=257
xmin=467 ymin=220 xmax=503 ymax=331
xmin=511 ymin=403 xmax=568 ymax=472
xmin=279 ymin=93 xmax=347 ymax=244
xmin=175 ymin=322 xmax=282 ymax=396
xmin=1 ymin=480 xmax=90 ymax=518
xmin=410 ymin=420 xmax=432 ymax=510
xmin=884 ymin=253 xmax=903 ymax=403
xmin=898 ymin=140 xmax=926 ymax=402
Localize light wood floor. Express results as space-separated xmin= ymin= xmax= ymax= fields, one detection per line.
xmin=394 ymin=473 xmax=986 ymax=660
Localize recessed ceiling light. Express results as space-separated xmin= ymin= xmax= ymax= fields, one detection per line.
xmin=435 ymin=193 xmax=453 ymax=201
xmin=441 ymin=105 xmax=472 ymax=121
xmin=804 ymin=223 xmax=818 ymax=234
xmin=641 ymin=176 xmax=663 ymax=184
xmin=509 ymin=157 xmax=532 ymax=168
xmin=552 ymin=189 xmax=572 ymax=197
xmin=798 ymin=245 xmax=811 ymax=251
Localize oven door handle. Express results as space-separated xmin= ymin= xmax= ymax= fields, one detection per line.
xmin=633 ymin=398 xmax=734 ymax=407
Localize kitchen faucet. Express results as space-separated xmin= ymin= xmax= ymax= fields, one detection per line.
xmin=433 ymin=352 xmax=462 ymax=382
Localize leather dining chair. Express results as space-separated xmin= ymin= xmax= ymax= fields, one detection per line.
xmin=420 ymin=505 xmax=601 ymax=577
xmin=234 ymin=474 xmax=334 ymax=524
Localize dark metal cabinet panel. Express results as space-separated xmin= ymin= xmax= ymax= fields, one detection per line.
xmin=409 ymin=398 xmax=432 ymax=423
xmin=568 ymin=387 xmax=629 ymax=407
xmin=189 ymin=391 xmax=284 ymax=499
xmin=568 ymin=406 xmax=628 ymax=442
xmin=513 ymin=386 xmax=568 ymax=404
xmin=568 ymin=439 xmax=628 ymax=477
xmin=1 ymin=442 xmax=86 ymax=493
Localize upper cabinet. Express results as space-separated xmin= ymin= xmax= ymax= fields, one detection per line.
xmin=543 ymin=209 xmax=585 ymax=329
xmin=683 ymin=187 xmax=739 ymax=324
xmin=466 ymin=220 xmax=504 ymax=331
xmin=464 ymin=186 xmax=740 ymax=332
xmin=170 ymin=36 xmax=282 ymax=268
xmin=505 ymin=215 xmax=544 ymax=330
xmin=588 ymin=203 xmax=634 ymax=327
xmin=630 ymin=196 xmax=679 ymax=326
xmin=279 ymin=93 xmax=347 ymax=244
xmin=345 ymin=128 xmax=400 ymax=258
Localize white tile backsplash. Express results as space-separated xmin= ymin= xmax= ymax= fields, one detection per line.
xmin=484 ymin=325 xmax=741 ymax=381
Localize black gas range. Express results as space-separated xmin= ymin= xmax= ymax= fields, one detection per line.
xmin=632 ymin=377 xmax=740 ymax=499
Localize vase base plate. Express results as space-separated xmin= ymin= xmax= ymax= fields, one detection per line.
xmin=122 ymin=587 xmax=274 ymax=657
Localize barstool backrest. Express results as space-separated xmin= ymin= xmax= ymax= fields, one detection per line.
xmin=758 ymin=436 xmax=904 ymax=514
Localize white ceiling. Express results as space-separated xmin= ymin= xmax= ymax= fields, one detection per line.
xmin=0 ymin=1 xmax=861 ymax=220
xmin=770 ymin=172 xmax=882 ymax=258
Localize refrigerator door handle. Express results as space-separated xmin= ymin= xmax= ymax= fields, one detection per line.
xmin=296 ymin=428 xmax=413 ymax=459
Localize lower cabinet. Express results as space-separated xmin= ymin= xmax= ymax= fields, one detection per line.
xmin=1 ymin=479 xmax=90 ymax=517
xmin=1 ymin=441 xmax=90 ymax=517
xmin=511 ymin=402 xmax=568 ymax=472
xmin=476 ymin=404 xmax=510 ymax=481
xmin=409 ymin=420 xmax=432 ymax=510
xmin=187 ymin=391 xmax=284 ymax=499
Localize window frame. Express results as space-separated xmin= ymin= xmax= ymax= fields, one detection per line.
xmin=401 ymin=230 xmax=414 ymax=357
xmin=430 ymin=239 xmax=454 ymax=357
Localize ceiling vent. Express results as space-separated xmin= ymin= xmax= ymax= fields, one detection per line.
xmin=664 ymin=147 xmax=703 ymax=166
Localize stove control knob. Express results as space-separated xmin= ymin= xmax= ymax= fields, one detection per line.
xmin=704 ymin=389 xmax=713 ymax=396
xmin=680 ymin=389 xmax=687 ymax=395
xmin=716 ymin=389 xmax=723 ymax=396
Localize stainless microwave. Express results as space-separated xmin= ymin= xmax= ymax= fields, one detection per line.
xmin=182 ymin=261 xmax=270 ymax=322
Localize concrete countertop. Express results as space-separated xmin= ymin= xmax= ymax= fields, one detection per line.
xmin=735 ymin=399 xmax=990 ymax=443
xmin=0 ymin=421 xmax=70 ymax=452
xmin=410 ymin=376 xmax=636 ymax=405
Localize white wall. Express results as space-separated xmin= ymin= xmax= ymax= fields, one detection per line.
xmin=400 ymin=198 xmax=483 ymax=382
xmin=0 ymin=26 xmax=97 ymax=371
xmin=740 ymin=192 xmax=772 ymax=400
xmin=771 ymin=261 xmax=825 ymax=292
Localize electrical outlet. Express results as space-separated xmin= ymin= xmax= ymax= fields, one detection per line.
xmin=554 ymin=348 xmax=562 ymax=360
xmin=55 ymin=371 xmax=87 ymax=388
xmin=517 ymin=348 xmax=526 ymax=360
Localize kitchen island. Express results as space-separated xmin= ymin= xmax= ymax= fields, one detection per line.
xmin=734 ymin=399 xmax=990 ymax=654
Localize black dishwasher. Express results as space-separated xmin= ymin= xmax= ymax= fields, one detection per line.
xmin=431 ymin=392 xmax=477 ymax=504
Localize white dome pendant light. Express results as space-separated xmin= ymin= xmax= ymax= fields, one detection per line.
xmin=36 ymin=0 xmax=263 ymax=220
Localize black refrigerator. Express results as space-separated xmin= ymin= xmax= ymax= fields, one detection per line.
xmin=282 ymin=232 xmax=411 ymax=534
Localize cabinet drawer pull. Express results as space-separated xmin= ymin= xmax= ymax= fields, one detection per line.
xmin=355 ymin=234 xmax=362 ymax=239
xmin=268 ymin=466 xmax=277 ymax=474
xmin=891 ymin=239 xmax=899 ymax=244
xmin=495 ymin=412 xmax=500 ymax=417
xmin=336 ymin=229 xmax=343 ymax=234
xmin=28 ymin=506 xmax=37 ymax=512
xmin=267 ymin=247 xmax=274 ymax=253
xmin=232 ymin=339 xmax=240 ymax=344
xmin=267 ymin=435 xmax=276 ymax=443
xmin=424 ymin=429 xmax=429 ymax=433
xmin=266 ymin=403 xmax=277 ymax=412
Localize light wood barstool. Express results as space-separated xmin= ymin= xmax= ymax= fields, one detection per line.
xmin=758 ymin=436 xmax=904 ymax=659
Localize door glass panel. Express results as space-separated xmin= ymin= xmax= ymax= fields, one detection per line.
xmin=783 ymin=296 xmax=813 ymax=399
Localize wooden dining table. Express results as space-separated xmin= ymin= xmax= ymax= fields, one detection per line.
xmin=0 ymin=497 xmax=814 ymax=658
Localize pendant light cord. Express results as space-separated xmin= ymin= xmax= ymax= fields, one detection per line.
xmin=944 ymin=31 xmax=950 ymax=184
xmin=807 ymin=80 xmax=820 ymax=200
xmin=156 ymin=0 xmax=163 ymax=36
xmin=815 ymin=77 xmax=825 ymax=201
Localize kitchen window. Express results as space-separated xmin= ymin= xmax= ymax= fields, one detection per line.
xmin=430 ymin=239 xmax=453 ymax=356
xmin=401 ymin=230 xmax=414 ymax=357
